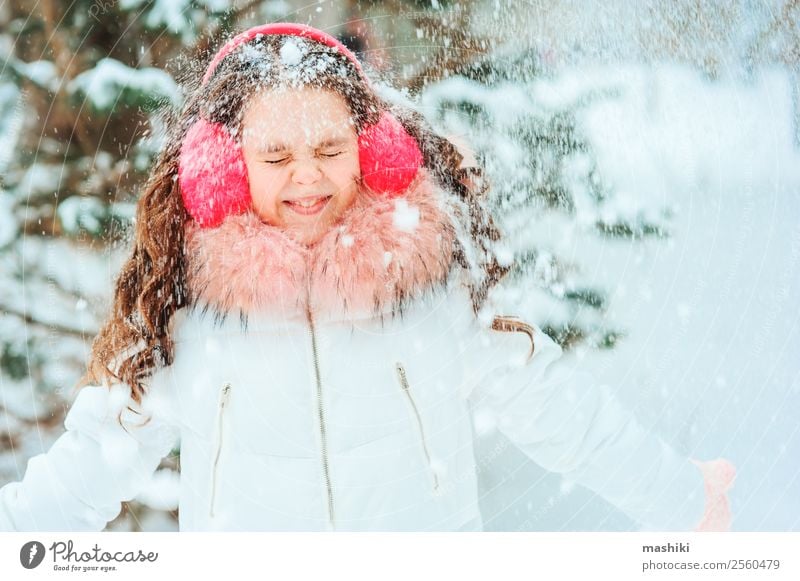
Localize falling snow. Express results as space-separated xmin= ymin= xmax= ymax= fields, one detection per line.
xmin=1 ymin=1 xmax=798 ymax=533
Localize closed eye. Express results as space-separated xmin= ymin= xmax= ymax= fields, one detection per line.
xmin=262 ymin=158 xmax=289 ymax=165
xmin=319 ymin=150 xmax=345 ymax=158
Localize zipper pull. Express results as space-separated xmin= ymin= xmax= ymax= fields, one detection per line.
xmin=395 ymin=362 xmax=409 ymax=390
xmin=219 ymin=382 xmax=232 ymax=408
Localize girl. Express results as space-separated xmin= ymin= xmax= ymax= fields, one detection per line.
xmin=0 ymin=23 xmax=735 ymax=532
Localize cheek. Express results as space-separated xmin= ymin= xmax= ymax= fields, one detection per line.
xmin=329 ymin=157 xmax=361 ymax=190
xmin=247 ymin=167 xmax=280 ymax=206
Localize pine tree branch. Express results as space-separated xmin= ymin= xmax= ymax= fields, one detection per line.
xmin=0 ymin=304 xmax=93 ymax=340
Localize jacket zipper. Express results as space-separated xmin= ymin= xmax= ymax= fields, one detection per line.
xmin=209 ymin=382 xmax=232 ymax=518
xmin=306 ymin=303 xmax=335 ymax=528
xmin=395 ymin=362 xmax=440 ymax=493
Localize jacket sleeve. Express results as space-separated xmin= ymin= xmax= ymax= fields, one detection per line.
xmin=464 ymin=316 xmax=708 ymax=531
xmin=0 ymin=381 xmax=180 ymax=532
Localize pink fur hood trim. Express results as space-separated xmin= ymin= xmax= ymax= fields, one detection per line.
xmin=184 ymin=170 xmax=458 ymax=320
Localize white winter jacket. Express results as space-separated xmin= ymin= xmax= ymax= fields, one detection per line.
xmin=0 ymin=171 xmax=707 ymax=532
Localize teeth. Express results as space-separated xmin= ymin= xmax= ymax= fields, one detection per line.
xmin=290 ymin=196 xmax=328 ymax=208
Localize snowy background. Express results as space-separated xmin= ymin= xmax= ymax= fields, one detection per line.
xmin=0 ymin=0 xmax=798 ymax=531
xmin=473 ymin=64 xmax=800 ymax=531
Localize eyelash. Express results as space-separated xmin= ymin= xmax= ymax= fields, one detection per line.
xmin=263 ymin=151 xmax=345 ymax=164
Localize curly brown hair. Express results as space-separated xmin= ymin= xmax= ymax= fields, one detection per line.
xmin=83 ymin=34 xmax=507 ymax=403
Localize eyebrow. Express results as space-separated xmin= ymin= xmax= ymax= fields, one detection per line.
xmin=258 ymin=137 xmax=349 ymax=154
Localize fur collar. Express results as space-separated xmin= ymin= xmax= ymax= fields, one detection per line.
xmin=184 ymin=170 xmax=459 ymax=322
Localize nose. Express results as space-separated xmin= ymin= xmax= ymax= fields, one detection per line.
xmin=291 ymin=156 xmax=323 ymax=186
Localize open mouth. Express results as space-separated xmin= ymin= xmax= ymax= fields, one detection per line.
xmin=283 ymin=195 xmax=332 ymax=216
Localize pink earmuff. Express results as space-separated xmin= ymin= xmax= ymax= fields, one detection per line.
xmin=178 ymin=22 xmax=424 ymax=228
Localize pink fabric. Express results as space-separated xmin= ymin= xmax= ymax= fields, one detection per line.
xmin=691 ymin=458 xmax=737 ymax=531
xmin=178 ymin=118 xmax=251 ymax=228
xmin=184 ymin=169 xmax=456 ymax=318
xmin=359 ymin=112 xmax=424 ymax=196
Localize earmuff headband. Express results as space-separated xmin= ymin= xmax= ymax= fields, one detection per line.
xmin=179 ymin=22 xmax=424 ymax=228
xmin=202 ymin=23 xmax=365 ymax=86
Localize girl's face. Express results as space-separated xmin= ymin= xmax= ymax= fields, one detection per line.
xmin=241 ymin=87 xmax=361 ymax=246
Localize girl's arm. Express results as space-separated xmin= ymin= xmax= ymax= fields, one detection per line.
xmin=0 ymin=381 xmax=179 ymax=531
xmin=465 ymin=317 xmax=735 ymax=531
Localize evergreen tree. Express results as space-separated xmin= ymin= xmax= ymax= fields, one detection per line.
xmin=393 ymin=4 xmax=672 ymax=350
